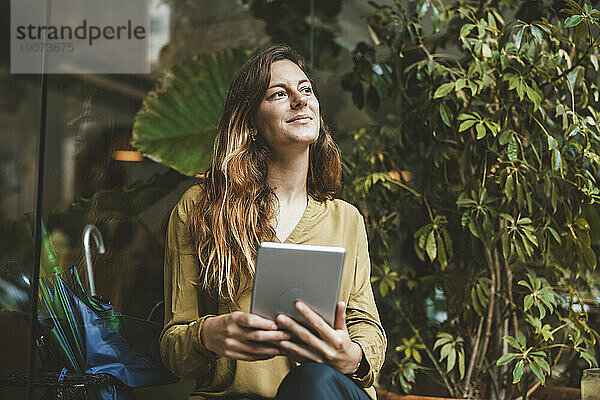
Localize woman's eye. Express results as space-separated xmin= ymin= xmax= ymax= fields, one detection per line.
xmin=301 ymin=86 xmax=312 ymax=94
xmin=270 ymin=91 xmax=286 ymax=99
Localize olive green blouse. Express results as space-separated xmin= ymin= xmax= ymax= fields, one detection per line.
xmin=159 ymin=185 xmax=387 ymax=399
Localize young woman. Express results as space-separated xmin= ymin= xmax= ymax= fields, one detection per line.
xmin=160 ymin=45 xmax=386 ymax=400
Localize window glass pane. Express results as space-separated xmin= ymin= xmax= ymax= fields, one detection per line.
xmin=1 ymin=2 xmax=41 ymax=397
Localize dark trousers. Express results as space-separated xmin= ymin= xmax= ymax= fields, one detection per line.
xmin=236 ymin=362 xmax=371 ymax=400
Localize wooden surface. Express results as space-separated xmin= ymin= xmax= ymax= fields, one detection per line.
xmin=377 ymin=390 xmax=458 ymax=400
xmin=376 ymin=386 xmax=581 ymax=400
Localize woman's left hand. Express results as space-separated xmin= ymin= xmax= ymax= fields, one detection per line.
xmin=275 ymin=301 xmax=362 ymax=374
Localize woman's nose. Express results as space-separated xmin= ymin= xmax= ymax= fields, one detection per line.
xmin=291 ymin=91 xmax=308 ymax=109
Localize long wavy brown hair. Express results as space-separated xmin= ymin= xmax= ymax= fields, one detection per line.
xmin=189 ymin=45 xmax=341 ymax=302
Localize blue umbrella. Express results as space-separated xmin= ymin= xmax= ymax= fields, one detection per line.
xmin=32 ymin=265 xmax=179 ymax=399
xmin=19 ymin=214 xmax=178 ymax=399
xmin=68 ymin=266 xmax=177 ymax=387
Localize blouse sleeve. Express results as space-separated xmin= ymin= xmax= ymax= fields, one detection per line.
xmin=159 ymin=187 xmax=220 ymax=381
xmin=346 ymin=211 xmax=387 ymax=387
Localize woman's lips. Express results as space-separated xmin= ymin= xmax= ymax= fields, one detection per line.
xmin=287 ymin=115 xmax=312 ymax=123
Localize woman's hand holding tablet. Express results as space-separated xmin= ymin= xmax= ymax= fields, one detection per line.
xmin=276 ymin=300 xmax=363 ymax=375
xmin=201 ymin=312 xmax=291 ymax=361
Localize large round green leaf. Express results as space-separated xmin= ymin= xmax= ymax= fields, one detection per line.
xmin=132 ymin=48 xmax=253 ymax=176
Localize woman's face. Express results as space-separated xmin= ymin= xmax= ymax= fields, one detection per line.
xmin=254 ymin=59 xmax=320 ymax=152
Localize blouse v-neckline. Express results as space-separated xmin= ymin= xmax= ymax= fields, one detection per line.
xmin=273 ymin=196 xmax=317 ymax=244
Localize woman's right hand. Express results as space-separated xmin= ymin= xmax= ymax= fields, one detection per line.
xmin=201 ymin=312 xmax=291 ymax=361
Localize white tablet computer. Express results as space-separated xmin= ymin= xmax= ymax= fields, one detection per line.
xmin=251 ymin=242 xmax=345 ymax=329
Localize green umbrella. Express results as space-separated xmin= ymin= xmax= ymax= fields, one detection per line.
xmin=26 ymin=211 xmax=85 ymax=373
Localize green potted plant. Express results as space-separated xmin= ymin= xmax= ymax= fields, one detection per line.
xmin=340 ymin=0 xmax=600 ymax=398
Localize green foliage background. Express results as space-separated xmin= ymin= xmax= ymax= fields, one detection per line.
xmin=341 ymin=0 xmax=600 ymax=397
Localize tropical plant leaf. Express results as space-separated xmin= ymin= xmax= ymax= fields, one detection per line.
xmin=439 ymin=104 xmax=453 ymax=127
xmin=426 ymin=230 xmax=437 ymax=261
xmin=513 ymin=360 xmax=524 ymax=383
xmin=434 ymin=82 xmax=455 ymax=99
xmin=564 ymin=15 xmax=583 ymax=28
xmin=497 ymin=353 xmax=521 ymax=365
xmin=132 ymin=48 xmax=254 ymax=176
